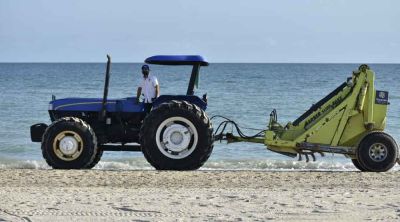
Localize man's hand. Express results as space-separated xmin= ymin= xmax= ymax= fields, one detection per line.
xmin=136 ymin=87 xmax=142 ymax=104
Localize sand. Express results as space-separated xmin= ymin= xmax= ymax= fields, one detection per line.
xmin=0 ymin=170 xmax=399 ymax=221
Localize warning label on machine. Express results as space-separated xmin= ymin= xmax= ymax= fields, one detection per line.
xmin=375 ymin=90 xmax=389 ymax=105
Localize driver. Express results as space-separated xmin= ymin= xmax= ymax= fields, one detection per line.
xmin=136 ymin=65 xmax=160 ymax=113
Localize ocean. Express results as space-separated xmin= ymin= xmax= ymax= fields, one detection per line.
xmin=0 ymin=63 xmax=399 ymax=171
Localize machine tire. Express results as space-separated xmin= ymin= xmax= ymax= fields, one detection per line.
xmin=356 ymin=132 xmax=398 ymax=172
xmin=140 ymin=100 xmax=213 ymax=170
xmin=42 ymin=117 xmax=98 ymax=169
xmin=85 ymin=149 xmax=103 ymax=169
xmin=351 ymin=158 xmax=367 ymax=171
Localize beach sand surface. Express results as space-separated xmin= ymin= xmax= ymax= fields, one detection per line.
xmin=0 ymin=169 xmax=399 ymax=221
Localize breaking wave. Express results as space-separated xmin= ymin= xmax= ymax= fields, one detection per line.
xmin=0 ymin=157 xmax=399 ymax=171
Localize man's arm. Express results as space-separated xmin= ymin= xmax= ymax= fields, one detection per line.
xmin=151 ymin=84 xmax=160 ymax=103
xmin=155 ymin=84 xmax=160 ymax=98
xmin=136 ymin=87 xmax=142 ymax=103
xmin=153 ymin=76 xmax=160 ymax=99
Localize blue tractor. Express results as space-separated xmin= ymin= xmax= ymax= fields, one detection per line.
xmin=30 ymin=55 xmax=214 ymax=170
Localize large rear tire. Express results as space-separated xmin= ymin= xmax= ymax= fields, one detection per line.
xmin=140 ymin=101 xmax=213 ymax=170
xmin=356 ymin=132 xmax=398 ymax=172
xmin=42 ymin=117 xmax=98 ymax=169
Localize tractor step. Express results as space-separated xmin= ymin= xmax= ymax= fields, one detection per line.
xmin=99 ymin=144 xmax=141 ymax=151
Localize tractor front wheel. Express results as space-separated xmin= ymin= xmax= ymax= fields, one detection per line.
xmin=85 ymin=148 xmax=103 ymax=169
xmin=356 ymin=132 xmax=398 ymax=172
xmin=140 ymin=101 xmax=213 ymax=170
xmin=42 ymin=117 xmax=99 ymax=169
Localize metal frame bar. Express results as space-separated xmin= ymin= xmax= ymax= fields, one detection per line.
xmin=100 ymin=144 xmax=141 ymax=152
xmin=187 ymin=64 xmax=200 ymax=95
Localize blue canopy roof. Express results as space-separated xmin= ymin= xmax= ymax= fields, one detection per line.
xmin=145 ymin=55 xmax=209 ymax=66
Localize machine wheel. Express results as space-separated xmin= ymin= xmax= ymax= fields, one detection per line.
xmin=85 ymin=149 xmax=103 ymax=169
xmin=42 ymin=117 xmax=98 ymax=169
xmin=351 ymin=158 xmax=367 ymax=171
xmin=140 ymin=100 xmax=213 ymax=170
xmin=356 ymin=132 xmax=398 ymax=172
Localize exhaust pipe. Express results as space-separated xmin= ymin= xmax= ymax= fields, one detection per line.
xmin=99 ymin=55 xmax=111 ymax=121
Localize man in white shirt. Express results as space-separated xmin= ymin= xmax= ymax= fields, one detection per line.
xmin=136 ymin=65 xmax=160 ymax=113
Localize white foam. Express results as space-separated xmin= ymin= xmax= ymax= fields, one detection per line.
xmin=0 ymin=158 xmax=398 ymax=171
xmin=0 ymin=160 xmax=50 ymax=169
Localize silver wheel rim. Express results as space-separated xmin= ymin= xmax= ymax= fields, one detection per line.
xmin=368 ymin=143 xmax=388 ymax=162
xmin=155 ymin=117 xmax=198 ymax=159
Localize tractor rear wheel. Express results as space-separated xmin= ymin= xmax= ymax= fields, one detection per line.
xmin=140 ymin=100 xmax=213 ymax=170
xmin=42 ymin=117 xmax=99 ymax=169
xmin=356 ymin=132 xmax=398 ymax=172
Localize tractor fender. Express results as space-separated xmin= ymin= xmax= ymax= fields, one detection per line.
xmin=152 ymin=95 xmax=207 ymax=110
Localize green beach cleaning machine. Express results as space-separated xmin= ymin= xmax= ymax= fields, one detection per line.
xmin=30 ymin=55 xmax=398 ymax=172
xmin=214 ymin=64 xmax=398 ymax=172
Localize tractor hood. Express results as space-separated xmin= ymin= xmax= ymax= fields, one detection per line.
xmin=49 ymin=97 xmax=144 ymax=113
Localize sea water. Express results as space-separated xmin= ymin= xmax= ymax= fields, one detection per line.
xmin=0 ymin=63 xmax=399 ymax=171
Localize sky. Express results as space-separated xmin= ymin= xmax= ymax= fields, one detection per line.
xmin=0 ymin=0 xmax=399 ymax=63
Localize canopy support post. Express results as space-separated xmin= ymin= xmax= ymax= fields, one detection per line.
xmin=187 ymin=64 xmax=200 ymax=95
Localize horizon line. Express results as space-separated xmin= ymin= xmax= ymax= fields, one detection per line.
xmin=0 ymin=61 xmax=399 ymax=64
